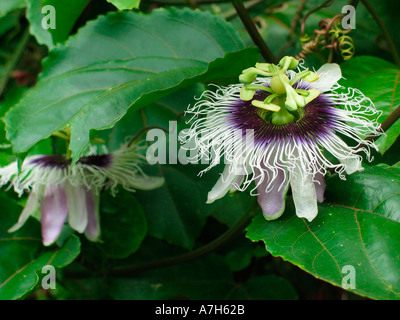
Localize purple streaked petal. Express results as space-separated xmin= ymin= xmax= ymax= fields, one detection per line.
xmin=314 ymin=172 xmax=326 ymax=203
xmin=84 ymin=190 xmax=101 ymax=241
xmin=256 ymin=167 xmax=289 ymax=220
xmin=41 ymin=184 xmax=69 ymax=246
xmin=230 ymin=174 xmax=244 ymax=192
xmin=64 ymin=183 xmax=88 ymax=233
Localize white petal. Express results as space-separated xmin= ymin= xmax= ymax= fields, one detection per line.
xmin=207 ymin=163 xmax=239 ymax=204
xmin=256 ymin=167 xmax=289 ymax=221
xmin=8 ymin=186 xmax=45 ymax=233
xmin=64 ymin=182 xmax=88 ymax=233
xmin=290 ymin=169 xmax=318 ymax=222
xmin=312 ymin=63 xmax=342 ymax=92
xmin=339 ymin=156 xmax=363 ymax=174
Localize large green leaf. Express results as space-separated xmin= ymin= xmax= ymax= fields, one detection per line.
xmin=5 ymin=8 xmax=259 ymax=164
xmin=326 ymin=163 xmax=400 ymax=222
xmin=0 ymin=192 xmax=81 ymax=299
xmin=246 ymin=164 xmax=400 ymax=300
xmin=340 ymin=56 xmax=400 ymax=153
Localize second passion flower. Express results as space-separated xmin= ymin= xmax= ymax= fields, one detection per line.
xmin=0 ymin=143 xmax=164 ymax=246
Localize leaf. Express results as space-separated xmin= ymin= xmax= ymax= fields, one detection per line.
xmin=42 ymin=0 xmax=90 ymax=44
xmin=0 ymin=14 xmax=19 ymax=38
xmin=326 ymin=164 xmax=400 ymax=223
xmin=340 ymin=56 xmax=400 ymax=153
xmin=246 ymin=164 xmax=400 ymax=300
xmin=5 ymin=8 xmax=259 ymax=164
xmin=25 ymin=0 xmax=55 ymax=49
xmin=0 ymin=192 xmax=81 ymax=299
xmin=134 ymin=164 xmax=219 ymax=249
xmin=223 ymin=238 xmax=266 ymax=272
xmin=98 ymin=190 xmax=147 ymax=258
xmin=107 ymin=0 xmax=140 ymax=10
xmin=0 ymin=0 xmax=26 ymax=18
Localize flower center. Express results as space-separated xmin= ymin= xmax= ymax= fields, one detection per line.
xmin=239 ymin=56 xmax=321 ymax=125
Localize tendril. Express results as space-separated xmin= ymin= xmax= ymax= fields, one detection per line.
xmin=296 ymin=14 xmax=355 ymax=61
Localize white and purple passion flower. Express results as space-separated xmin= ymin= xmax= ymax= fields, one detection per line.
xmin=0 ymin=143 xmax=164 ymax=246
xmin=181 ymin=56 xmax=382 ymax=222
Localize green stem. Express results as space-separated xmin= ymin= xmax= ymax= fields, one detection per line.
xmin=347 ymin=0 xmax=359 ymax=7
xmin=0 ymin=28 xmax=30 ymax=99
xmin=300 ymin=0 xmax=334 ymax=36
xmin=231 ymin=0 xmax=277 ymax=63
xmin=111 ymin=204 xmax=256 ymax=276
xmin=66 ymin=201 xmax=257 ymax=278
xmin=127 ymin=125 xmax=169 ymax=147
xmin=221 ymin=0 xmax=264 ymax=21
xmin=360 ymin=0 xmax=400 ymax=67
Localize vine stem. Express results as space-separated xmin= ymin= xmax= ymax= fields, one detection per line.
xmin=360 ymin=0 xmax=400 ymax=67
xmin=111 ymin=205 xmax=256 ymax=276
xmin=0 ymin=28 xmax=30 ymax=100
xmin=364 ymin=105 xmax=400 ymax=143
xmin=66 ymin=201 xmax=257 ymax=278
xmin=300 ymin=0 xmax=334 ymax=36
xmin=231 ymin=0 xmax=277 ymax=63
